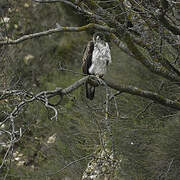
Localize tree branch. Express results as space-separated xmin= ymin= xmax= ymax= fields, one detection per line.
xmin=104 ymin=79 xmax=180 ymax=110
xmin=2 ymin=76 xmax=180 ymax=111
xmin=110 ymin=33 xmax=135 ymax=58
xmin=0 ymin=24 xmax=115 ymax=45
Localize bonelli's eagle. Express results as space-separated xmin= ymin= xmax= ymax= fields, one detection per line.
xmin=82 ymin=32 xmax=112 ymax=100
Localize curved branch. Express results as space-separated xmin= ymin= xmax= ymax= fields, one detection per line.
xmin=35 ymin=76 xmax=180 ymax=110
xmin=2 ymin=76 xmax=180 ymax=119
xmin=0 ymin=24 xmax=115 ymax=45
xmin=104 ymin=79 xmax=180 ymax=110
xmin=46 ymin=76 xmax=89 ymax=98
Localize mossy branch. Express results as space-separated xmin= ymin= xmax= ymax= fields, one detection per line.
xmin=61 ymin=76 xmax=180 ymax=110
xmin=0 ymin=24 xmax=115 ymax=45
xmin=2 ymin=76 xmax=180 ymax=110
xmin=39 ymin=76 xmax=180 ymax=110
xmin=104 ymin=79 xmax=180 ymax=110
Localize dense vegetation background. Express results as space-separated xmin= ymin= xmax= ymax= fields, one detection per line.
xmin=0 ymin=0 xmax=180 ymax=179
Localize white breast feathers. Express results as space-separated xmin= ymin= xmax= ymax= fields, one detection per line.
xmin=89 ymin=41 xmax=111 ymax=76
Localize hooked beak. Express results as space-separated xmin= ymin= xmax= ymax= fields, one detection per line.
xmin=96 ymin=36 xmax=100 ymax=41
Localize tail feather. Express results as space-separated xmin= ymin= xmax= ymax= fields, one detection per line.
xmin=85 ymin=82 xmax=95 ymax=100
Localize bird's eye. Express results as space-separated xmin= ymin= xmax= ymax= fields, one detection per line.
xmin=96 ymin=36 xmax=100 ymax=40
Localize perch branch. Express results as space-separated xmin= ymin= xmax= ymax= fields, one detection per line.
xmin=1 ymin=76 xmax=180 ymax=110
xmin=1 ymin=76 xmax=180 ymax=112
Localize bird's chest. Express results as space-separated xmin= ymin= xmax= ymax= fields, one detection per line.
xmin=93 ymin=43 xmax=107 ymax=60
xmin=88 ymin=43 xmax=108 ymax=75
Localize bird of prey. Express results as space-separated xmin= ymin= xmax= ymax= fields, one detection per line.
xmin=82 ymin=32 xmax=112 ymax=100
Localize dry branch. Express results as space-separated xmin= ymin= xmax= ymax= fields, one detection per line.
xmin=2 ymin=76 xmax=180 ymax=111
xmin=63 ymin=76 xmax=180 ymax=110
xmin=0 ymin=24 xmax=115 ymax=45
xmin=105 ymin=79 xmax=180 ymax=110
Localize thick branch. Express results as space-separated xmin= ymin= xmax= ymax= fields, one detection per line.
xmin=37 ymin=76 xmax=180 ymax=110
xmin=46 ymin=76 xmax=89 ymax=98
xmin=104 ymin=79 xmax=180 ymax=110
xmin=0 ymin=24 xmax=115 ymax=45
xmin=32 ymin=77 xmax=180 ymax=110
xmin=2 ymin=76 xmax=180 ymax=112
xmin=110 ymin=33 xmax=135 ymax=58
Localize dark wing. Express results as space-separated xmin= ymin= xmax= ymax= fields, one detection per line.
xmin=82 ymin=40 xmax=94 ymax=75
xmin=82 ymin=40 xmax=95 ymax=100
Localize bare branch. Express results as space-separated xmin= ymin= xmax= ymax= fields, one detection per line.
xmin=110 ymin=33 xmax=135 ymax=58
xmin=3 ymin=76 xmax=180 ymax=116
xmin=0 ymin=24 xmax=115 ymax=45
xmin=104 ymin=79 xmax=180 ymax=110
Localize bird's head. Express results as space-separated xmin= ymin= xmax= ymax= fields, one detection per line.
xmin=93 ymin=32 xmax=105 ymax=43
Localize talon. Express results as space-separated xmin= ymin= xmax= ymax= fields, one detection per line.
xmin=96 ymin=75 xmax=103 ymax=85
